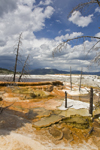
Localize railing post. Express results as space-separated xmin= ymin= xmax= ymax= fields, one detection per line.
xmin=65 ymin=91 xmax=67 ymax=108
xmin=70 ymin=66 xmax=72 ymax=91
xmin=79 ymin=68 xmax=82 ymax=92
xmin=89 ymin=87 xmax=93 ymax=115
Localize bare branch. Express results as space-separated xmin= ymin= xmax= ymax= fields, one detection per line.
xmin=65 ymin=36 xmax=100 ymax=42
xmin=18 ymin=55 xmax=29 ymax=82
xmin=53 ymin=36 xmax=100 ymax=55
xmin=87 ymin=40 xmax=100 ymax=54
xmin=68 ymin=0 xmax=100 ymax=17
xmin=92 ymin=51 xmax=100 ymax=64
xmin=96 ymin=0 xmax=100 ymax=6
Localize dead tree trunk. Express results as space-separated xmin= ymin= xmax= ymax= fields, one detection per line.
xmin=79 ymin=68 xmax=82 ymax=92
xmin=70 ymin=66 xmax=72 ymax=90
xmin=13 ymin=33 xmax=22 ymax=82
xmin=18 ymin=55 xmax=29 ymax=82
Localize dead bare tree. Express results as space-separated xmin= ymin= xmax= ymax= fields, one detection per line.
xmin=53 ymin=0 xmax=100 ymax=64
xmin=13 ymin=33 xmax=22 ymax=82
xmin=13 ymin=33 xmax=30 ymax=82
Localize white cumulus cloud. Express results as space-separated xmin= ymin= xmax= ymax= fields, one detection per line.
xmin=0 ymin=0 xmax=99 ymax=72
xmin=0 ymin=4 xmax=54 ymax=37
xmin=55 ymin=32 xmax=83 ymax=41
xmin=18 ymin=0 xmax=36 ymax=7
xmin=44 ymin=6 xmax=54 ymax=18
xmin=95 ymin=7 xmax=100 ymax=13
xmin=0 ymin=0 xmax=17 ymax=17
xmin=68 ymin=11 xmax=93 ymax=27
xmin=95 ymin=32 xmax=100 ymax=37
xmin=39 ymin=0 xmax=53 ymax=6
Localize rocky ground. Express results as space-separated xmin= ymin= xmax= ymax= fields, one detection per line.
xmin=0 ymin=75 xmax=100 ymax=150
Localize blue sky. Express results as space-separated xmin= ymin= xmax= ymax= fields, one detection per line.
xmin=0 ymin=0 xmax=100 ymax=72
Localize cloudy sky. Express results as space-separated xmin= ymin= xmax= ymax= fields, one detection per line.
xmin=0 ymin=0 xmax=100 ymax=72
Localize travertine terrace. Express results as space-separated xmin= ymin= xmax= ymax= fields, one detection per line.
xmin=0 ymin=75 xmax=100 ymax=150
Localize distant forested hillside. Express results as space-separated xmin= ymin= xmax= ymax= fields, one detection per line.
xmin=29 ymin=68 xmax=100 ymax=75
xmin=0 ymin=68 xmax=13 ymax=74
xmin=29 ymin=68 xmax=68 ymax=75
xmin=0 ymin=67 xmax=100 ymax=75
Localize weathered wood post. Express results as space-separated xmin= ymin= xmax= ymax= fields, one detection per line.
xmin=79 ymin=68 xmax=82 ymax=92
xmin=89 ymin=87 xmax=93 ymax=115
xmin=65 ymin=91 xmax=67 ymax=108
xmin=70 ymin=66 xmax=72 ymax=91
